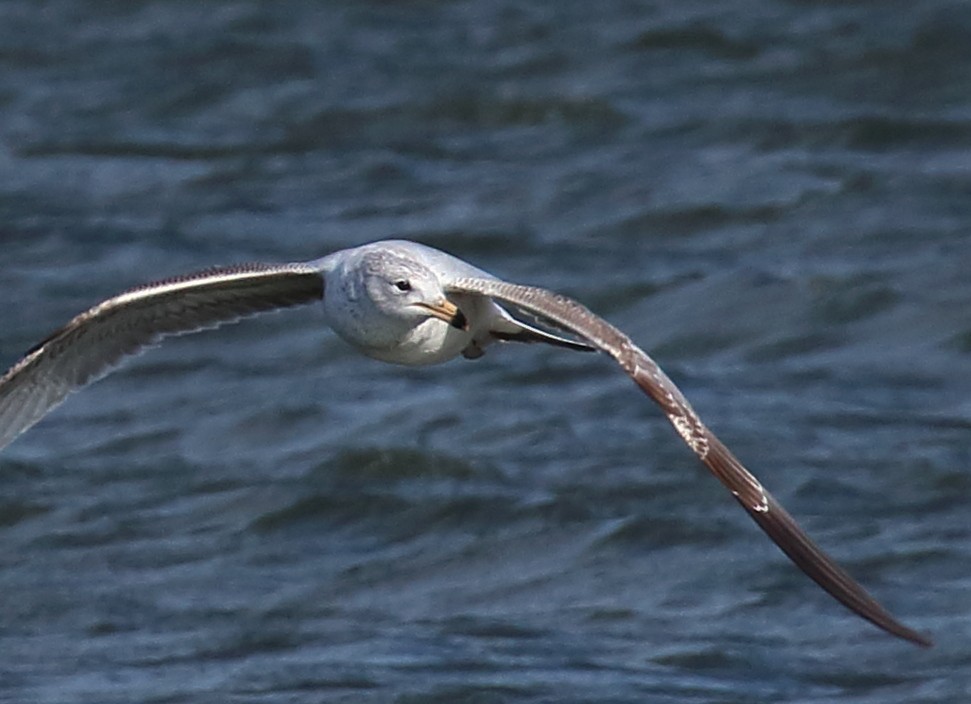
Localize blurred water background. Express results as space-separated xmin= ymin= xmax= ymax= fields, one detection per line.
xmin=1 ymin=1 xmax=970 ymax=702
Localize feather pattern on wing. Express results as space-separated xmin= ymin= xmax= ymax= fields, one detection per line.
xmin=446 ymin=276 xmax=931 ymax=648
xmin=0 ymin=263 xmax=324 ymax=450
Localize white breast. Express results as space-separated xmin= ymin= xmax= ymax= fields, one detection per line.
xmin=358 ymin=317 xmax=471 ymax=366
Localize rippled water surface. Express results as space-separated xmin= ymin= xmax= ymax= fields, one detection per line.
xmin=1 ymin=2 xmax=970 ymax=702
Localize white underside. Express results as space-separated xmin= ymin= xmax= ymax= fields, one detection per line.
xmin=359 ymin=316 xmax=472 ymax=366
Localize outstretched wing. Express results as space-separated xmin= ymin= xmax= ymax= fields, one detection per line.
xmin=0 ymin=263 xmax=324 ymax=451
xmin=447 ymin=276 xmax=931 ymax=647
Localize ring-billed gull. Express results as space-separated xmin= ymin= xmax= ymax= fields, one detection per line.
xmin=0 ymin=239 xmax=931 ymax=647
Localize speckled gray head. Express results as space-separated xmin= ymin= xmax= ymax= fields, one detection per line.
xmin=322 ymin=246 xmax=470 ymax=365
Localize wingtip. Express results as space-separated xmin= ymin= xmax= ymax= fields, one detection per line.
xmin=902 ymin=628 xmax=934 ymax=649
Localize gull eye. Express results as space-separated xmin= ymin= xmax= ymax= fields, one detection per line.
xmin=393 ymin=279 xmax=412 ymax=292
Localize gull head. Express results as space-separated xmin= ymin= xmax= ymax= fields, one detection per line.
xmin=363 ymin=254 xmax=466 ymax=330
xmin=323 ymin=248 xmax=470 ymax=365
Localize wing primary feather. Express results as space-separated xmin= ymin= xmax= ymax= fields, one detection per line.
xmin=700 ymin=432 xmax=932 ymax=647
xmin=447 ymin=276 xmax=931 ymax=647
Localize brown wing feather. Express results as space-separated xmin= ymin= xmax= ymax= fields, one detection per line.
xmin=0 ymin=263 xmax=324 ymax=451
xmin=447 ymin=276 xmax=931 ymax=647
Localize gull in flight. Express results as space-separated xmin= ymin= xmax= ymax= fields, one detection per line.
xmin=0 ymin=240 xmax=930 ymax=647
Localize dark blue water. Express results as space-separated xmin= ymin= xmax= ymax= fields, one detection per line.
xmin=1 ymin=2 xmax=970 ymax=702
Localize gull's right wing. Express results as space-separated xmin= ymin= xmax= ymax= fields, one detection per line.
xmin=0 ymin=263 xmax=324 ymax=451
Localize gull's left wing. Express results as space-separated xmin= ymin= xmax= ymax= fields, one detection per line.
xmin=446 ymin=276 xmax=931 ymax=647
xmin=0 ymin=264 xmax=324 ymax=451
